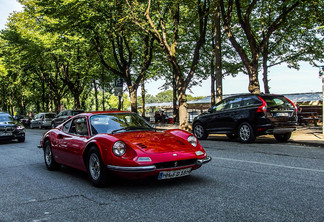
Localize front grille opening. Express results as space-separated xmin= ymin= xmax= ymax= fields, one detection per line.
xmin=0 ymin=127 xmax=15 ymax=132
xmin=155 ymin=159 xmax=197 ymax=169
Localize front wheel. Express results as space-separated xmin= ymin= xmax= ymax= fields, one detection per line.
xmin=274 ymin=132 xmax=292 ymax=142
xmin=193 ymin=123 xmax=208 ymax=140
xmin=44 ymin=140 xmax=60 ymax=171
xmin=17 ymin=137 xmax=25 ymax=142
xmin=87 ymin=146 xmax=109 ymax=187
xmin=238 ymin=122 xmax=255 ymax=143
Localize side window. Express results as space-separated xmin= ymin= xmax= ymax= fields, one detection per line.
xmin=225 ymin=97 xmax=242 ymax=109
xmin=214 ymin=100 xmax=227 ymax=112
xmin=241 ymin=97 xmax=261 ymax=107
xmin=69 ymin=118 xmax=88 ymax=136
xmin=62 ymin=120 xmax=72 ymax=133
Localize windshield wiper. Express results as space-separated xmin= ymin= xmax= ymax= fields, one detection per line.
xmin=111 ymin=126 xmax=153 ymax=134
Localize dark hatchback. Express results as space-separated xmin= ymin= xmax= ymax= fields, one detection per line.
xmin=0 ymin=112 xmax=25 ymax=142
xmin=192 ymin=94 xmax=297 ymax=143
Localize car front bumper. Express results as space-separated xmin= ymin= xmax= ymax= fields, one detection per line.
xmin=107 ymin=156 xmax=212 ymax=173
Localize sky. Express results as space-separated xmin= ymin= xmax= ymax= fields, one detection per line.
xmin=1 ymin=0 xmax=322 ymax=97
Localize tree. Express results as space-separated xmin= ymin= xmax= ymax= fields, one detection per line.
xmin=220 ymin=0 xmax=302 ymax=94
xmin=127 ymin=0 xmax=210 ymax=130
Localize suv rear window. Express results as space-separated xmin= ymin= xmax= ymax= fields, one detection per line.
xmin=261 ymin=96 xmax=294 ymax=108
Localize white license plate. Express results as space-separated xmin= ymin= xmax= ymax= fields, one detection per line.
xmin=158 ymin=168 xmax=192 ymax=180
xmin=0 ymin=132 xmax=12 ymax=136
xmin=277 ymin=113 xmax=289 ymax=117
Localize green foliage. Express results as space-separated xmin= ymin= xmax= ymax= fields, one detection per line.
xmin=0 ymin=0 xmax=322 ymax=115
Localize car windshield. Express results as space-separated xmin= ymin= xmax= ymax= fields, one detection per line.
xmin=90 ymin=113 xmax=153 ymax=135
xmin=0 ymin=114 xmax=13 ymax=122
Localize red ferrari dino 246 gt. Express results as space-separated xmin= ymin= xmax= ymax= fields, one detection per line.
xmin=38 ymin=111 xmax=211 ymax=187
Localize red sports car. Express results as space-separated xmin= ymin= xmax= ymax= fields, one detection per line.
xmin=38 ymin=111 xmax=211 ymax=187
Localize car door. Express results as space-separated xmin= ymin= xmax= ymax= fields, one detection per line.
xmin=203 ymin=99 xmax=228 ymax=132
xmin=32 ymin=114 xmax=42 ymax=128
xmin=206 ymin=97 xmax=243 ymax=133
xmin=57 ymin=117 xmax=89 ymax=170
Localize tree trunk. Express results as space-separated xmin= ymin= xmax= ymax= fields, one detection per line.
xmin=215 ymin=1 xmax=223 ymax=103
xmin=141 ymin=78 xmax=146 ymax=117
xmin=178 ymin=87 xmax=189 ymax=131
xmin=172 ymin=72 xmax=178 ymax=122
xmin=248 ymin=64 xmax=261 ymax=94
xmin=262 ymin=45 xmax=270 ymax=94
xmin=73 ymin=93 xmax=81 ymax=110
xmin=129 ymin=86 xmax=137 ymax=113
xmin=93 ymin=80 xmax=99 ymax=111
xmin=211 ymin=70 xmax=216 ymax=106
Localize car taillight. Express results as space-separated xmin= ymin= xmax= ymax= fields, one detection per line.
xmin=257 ymin=96 xmax=267 ymax=113
xmin=285 ymin=96 xmax=297 ymax=112
xmin=67 ymin=116 xmax=72 ymax=119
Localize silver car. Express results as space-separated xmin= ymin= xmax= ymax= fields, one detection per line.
xmin=30 ymin=113 xmax=56 ymax=129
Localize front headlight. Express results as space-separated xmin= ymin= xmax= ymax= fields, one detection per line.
xmin=16 ymin=125 xmax=25 ymax=131
xmin=112 ymin=141 xmax=126 ymax=157
xmin=187 ymin=135 xmax=197 ymax=147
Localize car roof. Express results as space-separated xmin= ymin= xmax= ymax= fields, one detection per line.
xmin=225 ymin=93 xmax=285 ymax=99
xmin=74 ymin=111 xmax=133 ymax=117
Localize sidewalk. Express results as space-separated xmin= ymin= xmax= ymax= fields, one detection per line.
xmin=155 ymin=123 xmax=324 ymax=148
xmin=290 ymin=125 xmax=324 ymax=148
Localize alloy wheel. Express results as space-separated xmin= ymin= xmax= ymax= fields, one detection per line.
xmin=89 ymin=153 xmax=101 ymax=181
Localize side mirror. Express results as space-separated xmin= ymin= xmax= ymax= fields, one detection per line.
xmin=208 ymin=108 xmax=213 ymax=113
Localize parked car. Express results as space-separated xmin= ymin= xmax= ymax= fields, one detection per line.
xmin=20 ymin=116 xmax=32 ymax=128
xmin=30 ymin=112 xmax=56 ymax=129
xmin=0 ymin=112 xmax=25 ymax=142
xmin=51 ymin=110 xmax=84 ymax=128
xmin=38 ymin=111 xmax=211 ymax=187
xmin=192 ymin=94 xmax=297 ymax=143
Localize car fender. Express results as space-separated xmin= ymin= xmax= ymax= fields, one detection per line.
xmin=83 ymin=134 xmax=138 ymax=167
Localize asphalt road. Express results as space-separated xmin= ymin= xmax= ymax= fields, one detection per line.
xmin=1 ymin=129 xmax=324 ymax=222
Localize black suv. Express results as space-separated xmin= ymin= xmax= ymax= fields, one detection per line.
xmin=192 ymin=94 xmax=297 ymax=143
xmin=51 ymin=110 xmax=84 ymax=128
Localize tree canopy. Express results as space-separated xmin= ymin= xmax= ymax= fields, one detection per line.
xmin=0 ymin=0 xmax=322 ymax=129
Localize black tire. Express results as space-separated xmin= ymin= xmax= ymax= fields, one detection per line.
xmin=44 ymin=140 xmax=60 ymax=171
xmin=238 ymin=122 xmax=255 ymax=143
xmin=87 ymin=146 xmax=109 ymax=187
xmin=193 ymin=123 xmax=208 ymax=140
xmin=17 ymin=137 xmax=25 ymax=142
xmin=274 ymin=132 xmax=292 ymax=142
xmin=226 ymin=133 xmax=238 ymax=140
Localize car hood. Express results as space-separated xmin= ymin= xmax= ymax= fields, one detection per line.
xmin=114 ymin=130 xmax=196 ymax=154
xmin=0 ymin=121 xmax=18 ymax=126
